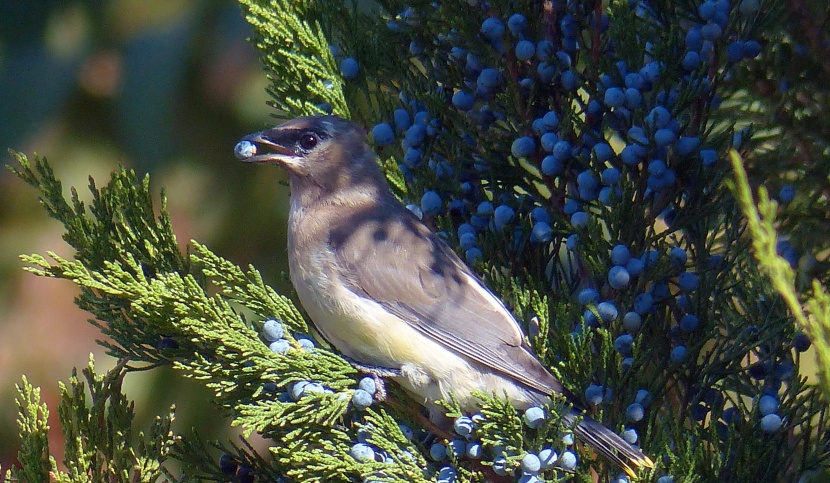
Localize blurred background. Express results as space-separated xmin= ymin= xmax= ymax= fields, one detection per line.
xmin=0 ymin=0 xmax=296 ymax=470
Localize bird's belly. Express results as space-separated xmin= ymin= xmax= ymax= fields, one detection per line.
xmin=289 ymin=251 xmax=425 ymax=366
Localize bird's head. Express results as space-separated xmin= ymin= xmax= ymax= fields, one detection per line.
xmin=234 ymin=116 xmax=387 ymax=196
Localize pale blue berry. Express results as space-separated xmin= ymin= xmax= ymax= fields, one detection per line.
xmin=598 ymin=301 xmax=619 ymax=322
xmin=602 ymin=167 xmax=621 ymax=185
xmin=558 ymin=450 xmax=577 ymax=470
xmin=492 ymin=456 xmax=510 ymax=476
xmin=577 ymin=170 xmax=599 ymax=190
xmin=298 ymin=336 xmax=315 ymax=351
xmin=465 ymin=247 xmax=483 ymax=265
xmin=623 ymin=428 xmax=638 ymax=444
xmin=436 ymin=466 xmax=457 ymax=483
xmin=633 ymin=292 xmax=654 ymax=315
xmin=459 ymin=232 xmax=477 ymax=250
xmin=406 ymin=204 xmax=423 ymax=219
xmin=676 ymin=136 xmax=701 ymax=155
xmin=269 ymin=339 xmax=290 ymax=354
xmin=493 ymin=205 xmax=515 ymax=231
xmin=421 ymin=191 xmax=442 ymax=215
xmin=758 ymin=395 xmax=778 ymax=416
xmin=290 ymin=381 xmax=310 ymax=400
xmin=355 ymin=377 xmax=375 ymax=395
xmin=530 ymin=221 xmax=553 ymax=244
xmin=393 ymin=108 xmax=410 ymax=131
xmin=453 ymin=416 xmax=475 ymax=438
xmin=340 ymin=57 xmax=359 ymax=79
xmin=476 ymin=201 xmax=494 ymax=216
xmin=452 ymin=90 xmax=475 ymax=111
xmin=515 ymin=40 xmax=536 ymax=60
xmin=448 ymin=439 xmax=465 ymax=458
xmin=481 ymin=18 xmax=506 ymax=39
xmin=678 ymin=272 xmax=699 ymax=292
xmin=404 ymin=148 xmax=422 ymax=168
xmin=585 ymin=384 xmax=604 ymax=406
xmin=524 ymin=406 xmax=545 ymax=428
xmin=646 ymin=105 xmax=671 ymax=129
xmin=700 ymin=148 xmax=718 ymax=166
xmin=680 ymin=313 xmax=699 ymax=331
xmin=626 ymin=257 xmax=645 ymax=276
xmin=521 ymin=453 xmax=542 ymax=474
xmin=566 ymin=233 xmax=579 ymax=250
xmin=512 ymin=136 xmax=536 ymax=158
xmin=262 ymin=319 xmax=284 ymax=341
xmin=538 ymin=447 xmax=557 ymax=468
xmin=779 ymin=185 xmax=795 ymax=203
xmin=508 ymin=13 xmax=527 ymax=34
xmin=543 ymin=110 xmax=560 ymax=130
xmin=682 ymin=51 xmax=702 ymax=71
xmin=540 ymin=132 xmax=559 ymax=152
xmin=623 ymin=311 xmax=642 ymax=331
xmin=604 ymin=87 xmax=626 ymax=107
xmin=626 ymin=402 xmax=645 ymax=422
xmin=466 ymin=441 xmax=483 ymax=459
xmin=536 ymin=40 xmax=554 ymax=61
xmin=352 ymin=389 xmax=373 ymax=409
xmin=571 ymin=211 xmax=589 ymax=228
xmin=669 ymin=247 xmax=688 ymax=266
xmin=760 ymin=413 xmax=782 ymax=433
xmin=654 ymin=128 xmax=677 ymax=146
xmin=609 ymin=266 xmax=631 ymax=289
xmin=578 ymin=288 xmax=599 ymax=305
xmin=671 ymin=345 xmax=688 ymax=362
xmin=615 ymin=334 xmax=634 ymax=356
xmin=430 ymin=442 xmax=447 ymax=461
xmin=234 ymin=140 xmax=256 ymax=159
xmin=371 ymin=123 xmax=395 ymax=146
xmin=562 ymin=70 xmax=577 ymax=90
xmin=350 ymin=443 xmax=375 ymax=462
xmin=541 ymin=155 xmax=564 ymax=175
xmin=398 ymin=423 xmax=414 ymax=440
xmin=531 ymin=207 xmax=551 ymax=224
xmin=610 ymin=245 xmax=631 ymax=265
xmin=477 ymin=68 xmax=502 ymax=92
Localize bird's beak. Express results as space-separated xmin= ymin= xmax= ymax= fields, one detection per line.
xmin=233 ymin=131 xmax=298 ymax=167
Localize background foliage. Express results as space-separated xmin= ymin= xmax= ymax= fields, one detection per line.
xmin=3 ymin=0 xmax=830 ymax=482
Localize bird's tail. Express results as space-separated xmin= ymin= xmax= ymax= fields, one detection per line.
xmin=562 ymin=411 xmax=654 ymax=478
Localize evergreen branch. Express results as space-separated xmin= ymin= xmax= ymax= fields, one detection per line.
xmin=727 ymin=149 xmax=830 ymax=400
xmin=192 ymin=241 xmax=307 ymax=333
xmin=10 ymin=357 xmax=178 ymax=482
xmin=239 ymin=0 xmax=349 ymax=118
xmin=14 ymin=377 xmax=52 ymax=483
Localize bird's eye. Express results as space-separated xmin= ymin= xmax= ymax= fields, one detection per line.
xmin=299 ymin=132 xmax=318 ymax=151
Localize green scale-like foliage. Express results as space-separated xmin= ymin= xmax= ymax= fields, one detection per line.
xmin=5 ymin=0 xmax=830 ymax=481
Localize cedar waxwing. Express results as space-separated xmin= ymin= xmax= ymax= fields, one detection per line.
xmin=234 ymin=115 xmax=654 ymax=477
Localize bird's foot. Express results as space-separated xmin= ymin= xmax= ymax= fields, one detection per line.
xmin=342 ymin=357 xmax=401 ymax=401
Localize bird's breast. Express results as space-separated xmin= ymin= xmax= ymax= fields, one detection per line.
xmin=286 ymin=204 xmax=426 ymax=368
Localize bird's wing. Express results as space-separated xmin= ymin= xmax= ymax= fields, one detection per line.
xmin=329 ymin=200 xmax=578 ymax=402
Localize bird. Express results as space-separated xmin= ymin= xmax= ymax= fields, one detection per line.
xmin=233 ymin=114 xmax=654 ymax=477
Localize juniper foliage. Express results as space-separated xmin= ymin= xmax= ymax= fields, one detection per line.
xmin=5 ymin=0 xmax=830 ymax=482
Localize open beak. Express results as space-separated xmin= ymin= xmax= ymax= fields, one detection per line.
xmin=233 ymin=131 xmax=296 ymax=164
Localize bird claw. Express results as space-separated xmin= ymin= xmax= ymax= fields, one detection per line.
xmin=342 ymin=357 xmax=401 ymax=401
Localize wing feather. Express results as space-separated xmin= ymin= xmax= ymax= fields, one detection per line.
xmin=328 ymin=200 xmax=578 ymax=403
